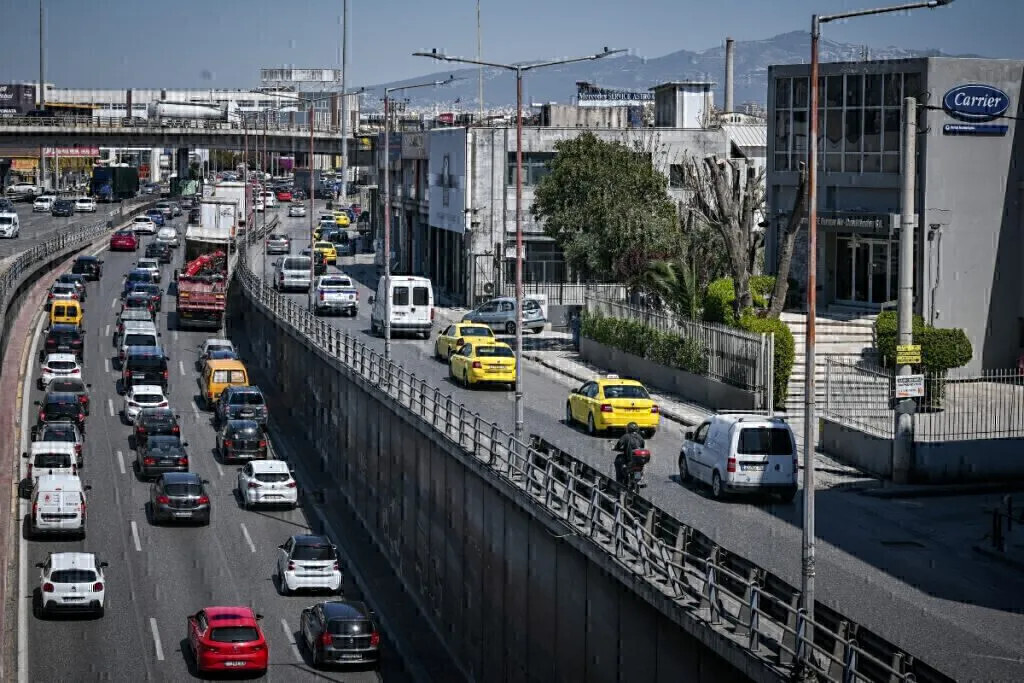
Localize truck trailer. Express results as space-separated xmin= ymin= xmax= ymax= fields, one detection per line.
xmin=91 ymin=165 xmax=139 ymax=202
xmin=174 ymin=199 xmax=236 ymax=330
xmin=211 ymin=181 xmax=252 ymax=229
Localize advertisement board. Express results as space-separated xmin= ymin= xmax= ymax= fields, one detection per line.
xmin=428 ymin=129 xmax=467 ymax=233
xmin=401 ymin=132 xmax=428 ymax=160
xmin=0 ymin=84 xmax=37 ymax=116
xmin=42 ymin=146 xmax=100 ymax=157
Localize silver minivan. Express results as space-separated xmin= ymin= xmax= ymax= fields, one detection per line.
xmin=273 ymin=256 xmax=312 ymax=292
xmin=678 ymin=414 xmax=798 ymax=502
xmin=462 ymin=296 xmax=546 ymax=335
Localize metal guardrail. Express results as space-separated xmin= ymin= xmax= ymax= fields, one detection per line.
xmin=232 ymin=229 xmax=952 ymax=683
xmin=0 ymin=115 xmax=337 ymax=134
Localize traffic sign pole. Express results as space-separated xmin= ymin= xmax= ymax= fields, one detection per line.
xmin=893 ymin=96 xmax=917 ymax=484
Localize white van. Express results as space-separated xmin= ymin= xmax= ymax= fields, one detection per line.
xmin=261 ymin=191 xmax=277 ymax=208
xmin=24 ymin=443 xmax=78 ymax=488
xmin=678 ymin=414 xmax=798 ymax=502
xmin=30 ymin=474 xmax=89 ymax=538
xmin=369 ymin=276 xmax=434 ymax=339
xmin=0 ymin=211 xmax=20 ymax=238
xmin=118 ymin=321 xmax=160 ymax=362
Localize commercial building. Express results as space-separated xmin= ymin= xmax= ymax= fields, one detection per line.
xmin=765 ymin=57 xmax=1024 ymax=371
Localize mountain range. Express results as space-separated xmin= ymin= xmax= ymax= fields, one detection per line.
xmin=362 ymin=31 xmax=982 ymax=111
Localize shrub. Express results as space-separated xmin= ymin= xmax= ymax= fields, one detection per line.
xmin=873 ymin=311 xmax=973 ymax=372
xmin=703 ymin=276 xmax=776 ymax=326
xmin=738 ymin=313 xmax=795 ymax=409
xmin=581 ymin=310 xmax=708 ymax=376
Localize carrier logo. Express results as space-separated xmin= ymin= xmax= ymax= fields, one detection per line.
xmin=942 ymin=84 xmax=1010 ymax=122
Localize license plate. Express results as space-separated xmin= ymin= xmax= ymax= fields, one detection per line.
xmin=744 ymin=464 xmax=766 ymax=472
xmin=173 ymin=511 xmax=192 ymax=517
xmin=224 ymin=661 xmax=245 ymax=667
xmin=340 ymin=653 xmax=361 ymax=659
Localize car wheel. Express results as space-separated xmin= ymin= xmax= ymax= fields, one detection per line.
xmin=643 ymin=429 xmax=656 ymax=439
xmin=504 ymin=321 xmax=516 ymax=335
xmin=565 ymin=402 xmax=574 ymax=426
xmin=463 ymin=370 xmax=471 ymax=388
xmin=678 ymin=454 xmax=691 ymax=483
xmin=277 ymin=570 xmax=290 ymax=596
xmin=95 ymin=605 xmax=105 ymax=619
xmin=711 ymin=471 xmax=724 ymax=500
xmin=587 ymin=413 xmax=598 ymax=436
xmin=312 ymin=645 xmax=323 ymax=669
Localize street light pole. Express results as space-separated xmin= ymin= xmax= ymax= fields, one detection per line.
xmin=414 ymin=47 xmax=624 ymax=443
xmin=38 ymin=0 xmax=46 ymax=190
xmin=309 ymin=101 xmax=316 ymax=295
xmin=894 ymin=95 xmax=917 ymax=483
xmin=340 ymin=0 xmax=349 ymax=204
xmin=262 ymin=111 xmax=268 ymax=281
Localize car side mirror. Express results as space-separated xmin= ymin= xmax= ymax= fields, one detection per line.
xmin=201 ymin=478 xmax=209 ymax=484
xmin=22 ymin=452 xmax=28 ymax=459
xmin=99 ymin=561 xmax=109 ymax=568
xmin=684 ymin=431 xmax=694 ymax=440
xmin=84 ymin=485 xmax=92 ymax=491
xmin=175 ymin=414 xmax=181 ymax=419
xmin=86 ymin=383 xmax=92 ymax=388
xmin=255 ymin=614 xmax=264 ymax=620
xmin=182 ymin=442 xmax=190 ymax=447
xmin=33 ymin=401 xmax=41 ymax=406
xmin=35 ymin=562 xmax=45 ymax=569
xmin=157 ymin=333 xmax=162 ymax=337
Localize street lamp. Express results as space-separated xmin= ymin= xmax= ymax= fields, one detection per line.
xmin=801 ymin=0 xmax=953 ymax=664
xmin=414 ymin=46 xmax=625 ymax=443
xmin=381 ymin=76 xmax=457 ymax=362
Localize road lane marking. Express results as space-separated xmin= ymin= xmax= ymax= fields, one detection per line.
xmin=130 ymin=521 xmax=142 ymax=552
xmin=240 ymin=523 xmax=256 ymax=553
xmin=104 ymin=324 xmax=110 ymax=337
xmin=215 ymin=462 xmax=224 ymax=478
xmin=111 ymin=297 xmax=117 ymax=309
xmin=281 ymin=619 xmax=303 ymax=662
xmin=178 ymin=360 xmax=185 ymax=376
xmin=104 ymin=358 xmax=110 ymax=373
xmin=149 ymin=617 xmax=165 ymax=661
xmin=107 ymin=399 xmax=115 ymax=417
xmin=173 ymin=331 xmax=179 ymax=342
xmin=191 ymin=402 xmax=200 ymax=420
xmin=116 ymin=450 xmax=126 ymax=475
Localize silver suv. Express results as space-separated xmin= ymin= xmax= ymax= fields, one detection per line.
xmin=273 ymin=256 xmax=312 ymax=292
xmin=462 ymin=296 xmax=546 ymax=335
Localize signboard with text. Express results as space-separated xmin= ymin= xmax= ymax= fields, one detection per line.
xmin=942 ymin=83 xmax=1011 ymax=136
xmin=42 ymin=146 xmax=100 ymax=158
xmin=896 ymin=344 xmax=922 ymax=365
xmin=895 ymin=374 xmax=925 ymax=399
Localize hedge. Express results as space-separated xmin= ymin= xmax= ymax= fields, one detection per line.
xmin=873 ymin=311 xmax=973 ymax=373
xmin=580 ymin=310 xmax=709 ymax=376
xmin=738 ymin=313 xmax=795 ymax=408
xmin=703 ymin=275 xmax=776 ymax=326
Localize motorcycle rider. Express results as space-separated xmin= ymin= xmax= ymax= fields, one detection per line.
xmin=614 ymin=422 xmax=645 ymax=484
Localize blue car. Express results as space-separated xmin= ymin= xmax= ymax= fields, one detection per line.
xmin=145 ymin=210 xmax=165 ymax=226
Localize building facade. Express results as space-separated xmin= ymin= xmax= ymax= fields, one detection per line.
xmin=765 ymin=57 xmax=1024 ymax=371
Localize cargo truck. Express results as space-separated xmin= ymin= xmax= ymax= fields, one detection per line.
xmin=91 ymin=165 xmax=139 ymax=202
xmin=174 ymin=199 xmax=235 ymax=330
xmin=211 ymin=181 xmax=251 ymax=230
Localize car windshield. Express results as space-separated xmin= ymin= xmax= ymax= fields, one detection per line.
xmin=124 ymin=299 xmax=149 ymax=309
xmin=124 ymin=334 xmax=154 ymax=346
xmin=34 ymin=453 xmax=71 ymax=468
xmin=127 ymin=272 xmax=151 ymax=283
xmin=133 ymin=393 xmax=163 ymax=404
xmin=737 ymin=427 xmax=794 ymax=456
xmin=48 ymin=361 xmax=77 ymax=371
xmin=41 ymin=427 xmax=76 ymax=442
xmin=602 ymin=384 xmax=649 ymax=400
xmin=0 ymin=218 xmax=14 ymax=226
xmin=320 ymin=278 xmax=351 ymax=288
xmin=253 ymin=472 xmax=288 ymax=483
xmin=229 ymin=392 xmax=264 ymax=405
xmin=283 ymin=257 xmax=310 ymax=270
xmin=269 ymin=234 xmax=287 ymax=241
xmin=292 ymin=544 xmax=335 ymax=561
xmin=128 ymin=356 xmax=164 ymax=369
xmin=327 ymin=619 xmax=371 ymax=635
xmin=138 ymin=261 xmax=158 ymax=269
xmin=137 ymin=285 xmax=160 ymax=295
xmin=208 ymin=349 xmax=236 ymax=359
xmin=475 ymin=345 xmax=514 ymax=358
xmin=49 ymin=380 xmax=83 ymax=392
xmin=164 ymin=483 xmax=201 ymax=496
xmin=459 ymin=326 xmax=491 ymax=337
xmin=209 ymin=627 xmax=259 ymax=643
xmin=51 ymin=569 xmax=96 ymax=583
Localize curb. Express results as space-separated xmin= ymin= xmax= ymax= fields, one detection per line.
xmin=972 ymin=544 xmax=1024 ymax=573
xmin=860 ymin=481 xmax=1024 ymax=499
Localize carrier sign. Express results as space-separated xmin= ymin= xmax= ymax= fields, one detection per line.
xmin=943 ymin=84 xmax=1009 ymax=121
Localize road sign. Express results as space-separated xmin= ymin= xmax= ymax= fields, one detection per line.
xmin=896 ymin=344 xmax=921 ymax=353
xmin=895 ymin=374 xmax=925 ymax=399
xmin=896 ymin=344 xmax=922 ymax=365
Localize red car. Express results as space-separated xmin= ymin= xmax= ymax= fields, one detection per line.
xmin=275 ymin=190 xmax=292 ymax=202
xmin=109 ymin=230 xmax=139 ymax=251
xmin=187 ymin=606 xmax=268 ymax=675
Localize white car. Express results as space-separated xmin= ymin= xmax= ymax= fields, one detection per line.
xmin=33 ymin=195 xmax=56 ymax=212
xmin=275 ymin=534 xmax=342 ymax=595
xmin=123 ymin=384 xmax=168 ymax=423
xmin=237 ymin=460 xmax=298 ymax=509
xmin=254 ymin=198 xmax=265 ymax=212
xmin=196 ymin=338 xmax=236 ymax=371
xmin=131 ymin=216 xmax=157 ymax=234
xmin=156 ymin=227 xmax=179 ymax=247
xmin=135 ymin=258 xmax=161 ymax=283
xmin=0 ymin=212 xmax=21 ymax=238
xmin=36 ymin=552 xmax=107 ymax=617
xmin=288 ymin=204 xmax=306 ymax=217
xmin=25 ymin=442 xmax=78 ymax=488
xmin=5 ymin=182 xmax=38 ymax=197
xmin=74 ymin=197 xmax=97 ymax=213
xmin=38 ymin=354 xmax=82 ymax=390
xmin=34 ymin=421 xmax=84 ymax=466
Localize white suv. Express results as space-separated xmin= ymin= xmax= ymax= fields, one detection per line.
xmin=131 ymin=216 xmax=157 ymax=234
xmin=123 ymin=384 xmax=168 ymax=422
xmin=24 ymin=442 xmax=78 ymax=489
xmin=36 ymin=552 xmax=107 ymax=618
xmin=237 ymin=460 xmax=298 ymax=509
xmin=33 ymin=195 xmax=56 ymax=212
xmin=276 ymin=535 xmax=342 ymax=595
xmin=74 ymin=197 xmax=97 ymax=212
xmin=0 ymin=212 xmax=20 ymax=238
xmin=39 ymin=353 xmax=83 ymax=390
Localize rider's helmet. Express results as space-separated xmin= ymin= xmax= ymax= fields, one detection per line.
xmin=627 ymin=422 xmax=639 ymax=434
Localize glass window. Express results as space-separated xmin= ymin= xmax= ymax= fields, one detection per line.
xmin=669 ymin=164 xmax=685 ymax=188
xmin=774 ymin=153 xmax=791 ymax=172
xmin=884 ymin=73 xmax=902 ymax=106
xmin=392 ymin=287 xmax=409 ymax=306
xmin=826 ymin=154 xmax=843 ymax=173
xmin=34 ymin=453 xmax=72 ymax=468
xmin=904 ymin=72 xmax=922 ymax=99
xmin=165 ymin=483 xmax=202 ymax=496
xmin=882 ymin=154 xmax=900 ymax=174
xmin=774 ymin=110 xmax=791 ymax=152
xmin=824 ymin=111 xmax=844 ymax=153
xmin=229 ymin=370 xmax=246 ymax=383
xmin=774 ymin=78 xmax=791 ymax=108
xmin=737 ymin=427 xmax=794 ymax=455
xmin=883 ymin=110 xmax=901 ymax=152
xmin=863 ymin=110 xmax=882 ymax=153
xmin=292 ymin=544 xmax=336 ymax=561
xmin=460 ymin=326 xmax=491 ymax=337
xmin=792 ymin=77 xmax=809 ymax=108
xmin=51 ymin=570 xmax=96 ymax=583
xmin=328 ymin=619 xmax=372 ymax=635
xmin=209 ymin=627 xmax=260 ymax=643
xmin=792 ymin=110 xmax=808 ymax=155
xmin=255 ymin=472 xmax=290 ymax=483
xmin=845 ymin=154 xmax=862 ymax=174
xmin=865 ymin=74 xmax=883 ymax=107
xmin=413 ymin=287 xmax=430 ymax=306
xmin=601 ymin=384 xmax=650 ymax=399
xmin=845 ymin=75 xmax=863 ymax=107
xmin=864 ymin=154 xmax=882 ymax=173
xmin=475 ymin=345 xmax=514 ymax=358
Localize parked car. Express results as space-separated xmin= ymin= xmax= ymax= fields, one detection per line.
xmin=462 ymin=296 xmax=547 ymax=335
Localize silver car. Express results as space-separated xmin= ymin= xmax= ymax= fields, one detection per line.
xmin=156 ymin=227 xmax=179 ymax=248
xmin=462 ymin=297 xmax=547 ymax=334
xmin=265 ymin=233 xmax=291 ymax=255
xmin=273 ymin=256 xmax=312 ymax=292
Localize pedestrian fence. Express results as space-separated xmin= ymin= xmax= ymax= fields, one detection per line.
xmin=229 ymin=226 xmax=952 ymax=683
xmin=824 ymin=359 xmax=1024 ymax=441
xmin=500 ymin=281 xmax=627 ymax=306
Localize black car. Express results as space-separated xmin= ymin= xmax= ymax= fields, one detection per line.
xmin=145 ymin=241 xmax=172 ymax=263
xmin=122 ymin=346 xmax=169 ymax=392
xmin=215 ymin=386 xmax=268 ymax=428
xmin=47 ymin=377 xmax=91 ymax=415
xmin=302 ymin=249 xmax=327 ymax=275
xmin=121 ymin=269 xmax=154 ymax=298
xmin=216 ymin=420 xmax=267 ymax=462
xmin=51 ymin=199 xmax=75 ymax=217
xmin=34 ymin=421 xmax=83 ymax=466
xmin=149 ymin=472 xmax=210 ymax=525
xmin=121 ymin=292 xmax=155 ymax=317
xmin=56 ymin=273 xmax=88 ymax=301
xmin=40 ymin=324 xmax=85 ymax=362
xmin=133 ymin=407 xmax=180 ymax=449
xmin=71 ymin=255 xmax=103 ymax=280
xmin=34 ymin=392 xmax=86 ymax=434
xmin=137 ymin=434 xmax=190 ymax=479
xmin=299 ymin=600 xmax=381 ymax=669
xmin=130 ymin=283 xmax=163 ymax=311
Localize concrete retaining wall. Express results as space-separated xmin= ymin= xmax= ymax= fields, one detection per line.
xmin=580 ymin=337 xmax=758 ymax=411
xmin=228 ymin=285 xmax=764 ymax=683
xmin=820 ymin=419 xmax=894 ymax=479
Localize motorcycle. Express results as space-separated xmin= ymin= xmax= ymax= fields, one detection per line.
xmin=614 ymin=445 xmax=651 ymax=494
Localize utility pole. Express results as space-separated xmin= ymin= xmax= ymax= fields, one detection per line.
xmin=893 ymin=95 xmax=917 ymax=484
xmin=477 ymin=0 xmax=483 ymax=118
xmin=38 ymin=0 xmax=46 ymax=191
xmin=339 ymin=0 xmax=349 ymax=203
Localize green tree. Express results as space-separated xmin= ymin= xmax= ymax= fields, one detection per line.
xmin=531 ymin=132 xmax=680 ymax=283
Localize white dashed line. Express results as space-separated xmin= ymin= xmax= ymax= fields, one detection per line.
xmin=281 ymin=619 xmax=303 ymax=662
xmin=104 ymin=324 xmax=110 ymax=337
xmin=130 ymin=521 xmax=142 ymax=552
xmin=149 ymin=618 xmax=164 ymax=661
xmin=178 ymin=360 xmax=185 ymax=376
xmin=173 ymin=331 xmax=179 ymax=342
xmin=240 ymin=523 xmax=256 ymax=553
xmin=111 ymin=297 xmax=117 ymax=309
xmin=104 ymin=358 xmax=110 ymax=373
xmin=214 ymin=461 xmax=224 ymax=477
xmin=191 ymin=402 xmax=200 ymax=420
xmin=116 ymin=450 xmax=126 ymax=475
xmin=107 ymin=399 xmax=115 ymax=417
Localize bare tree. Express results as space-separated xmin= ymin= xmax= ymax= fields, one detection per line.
xmin=681 ymin=155 xmax=765 ymax=317
xmin=766 ymin=162 xmax=809 ymax=318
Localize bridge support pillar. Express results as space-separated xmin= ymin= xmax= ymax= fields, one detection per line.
xmin=150 ymin=148 xmax=162 ymax=183
xmin=176 ymin=148 xmax=190 ymax=189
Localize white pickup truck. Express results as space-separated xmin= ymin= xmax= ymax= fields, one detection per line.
xmin=311 ymin=274 xmax=358 ymax=317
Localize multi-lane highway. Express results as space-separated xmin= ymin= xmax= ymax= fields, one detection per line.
xmin=0 ymin=198 xmax=142 ymax=258
xmin=251 ymin=203 xmax=1024 ymax=680
xmin=19 ymin=208 xmax=410 ymax=682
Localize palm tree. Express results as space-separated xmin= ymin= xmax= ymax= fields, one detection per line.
xmin=637 ymin=257 xmax=702 ymax=320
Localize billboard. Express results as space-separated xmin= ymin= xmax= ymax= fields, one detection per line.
xmin=576 ymin=82 xmax=653 ymax=108
xmin=401 ymin=132 xmax=428 ymax=160
xmin=428 ymin=129 xmax=468 ymax=233
xmin=42 ymin=146 xmax=100 ymax=157
xmin=260 ymin=68 xmax=342 ymax=84
xmin=0 ymin=84 xmax=37 ymax=116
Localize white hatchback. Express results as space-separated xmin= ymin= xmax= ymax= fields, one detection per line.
xmin=74 ymin=197 xmax=97 ymax=212
xmin=156 ymin=227 xmax=179 ymax=247
xmin=37 ymin=552 xmax=107 ymax=617
xmin=123 ymin=384 xmax=168 ymax=422
xmin=33 ymin=195 xmax=56 ymax=212
xmin=237 ymin=460 xmax=298 ymax=509
xmin=39 ymin=353 xmax=82 ymax=390
xmin=131 ymin=216 xmax=157 ymax=234
xmin=276 ymin=535 xmax=342 ymax=595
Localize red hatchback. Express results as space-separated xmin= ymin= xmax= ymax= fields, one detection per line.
xmin=109 ymin=230 xmax=139 ymax=251
xmin=275 ymin=190 xmax=292 ymax=202
xmin=187 ymin=606 xmax=268 ymax=675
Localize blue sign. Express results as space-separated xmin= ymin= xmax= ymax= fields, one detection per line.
xmin=942 ymin=123 xmax=1009 ymax=137
xmin=942 ymin=84 xmax=1010 ymax=122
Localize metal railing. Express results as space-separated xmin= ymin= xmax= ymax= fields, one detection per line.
xmin=823 ymin=359 xmax=895 ymax=438
xmin=0 ymin=115 xmax=338 ymax=135
xmin=499 ymin=281 xmax=627 ymax=306
xmin=231 ymin=229 xmax=950 ymax=683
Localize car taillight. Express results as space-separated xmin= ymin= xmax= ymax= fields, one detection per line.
xmin=600 ymin=404 xmax=613 ymax=413
xmin=43 ymin=582 xmax=54 ymax=592
xmin=137 ymin=426 xmax=146 ymax=433
xmin=286 ymin=481 xmax=297 ymax=488
xmin=178 ymin=457 xmax=188 ymax=465
xmin=370 ymin=632 xmax=380 ymax=647
xmin=163 ymin=370 xmax=169 ymax=379
xmin=258 ymin=440 xmax=267 ymax=448
xmin=224 ymin=440 xmax=233 ymax=448
xmin=26 ymin=463 xmax=32 ymax=476
xmin=430 ymin=307 xmax=435 ymax=321
xmin=144 ymin=457 xmax=156 ymax=465
xmin=172 ymin=425 xmax=179 ymax=434
xmin=651 ymin=405 xmax=659 ymax=413
xmin=472 ymin=361 xmax=482 ymax=369
xmin=332 ymin=561 xmax=339 ymax=571
xmin=158 ymin=401 xmax=168 ymax=407
xmin=47 ymin=293 xmax=54 ymax=299
xmin=320 ymin=631 xmax=332 ymax=646
xmin=248 ymin=481 xmax=260 ymax=488
xmin=39 ymin=411 xmax=45 ymax=421
xmin=93 ymin=582 xmax=103 ymax=592
xmin=287 ymin=561 xmax=295 ymax=571
xmin=32 ymin=503 xmax=37 ymax=517
xmin=75 ymin=444 xmax=82 ymax=454
xmin=77 ymin=413 xmax=85 ymax=421
xmin=71 ymin=294 xmax=78 ymax=300
xmin=319 ymin=292 xmax=325 ymax=301
xmin=727 ymin=457 xmax=737 ymax=473
xmin=197 ymin=495 xmax=209 ymax=504
xmin=156 ymin=494 xmax=169 ymax=504
xmin=78 ymin=395 xmax=87 ymax=403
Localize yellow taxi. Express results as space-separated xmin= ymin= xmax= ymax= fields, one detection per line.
xmin=566 ymin=374 xmax=659 ymax=437
xmin=313 ymin=241 xmax=338 ymax=264
xmin=448 ymin=340 xmax=516 ymax=389
xmin=434 ymin=322 xmax=495 ymax=360
xmin=332 ymin=210 xmax=351 ymax=227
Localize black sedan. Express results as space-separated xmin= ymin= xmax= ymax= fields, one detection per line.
xmin=216 ymin=420 xmax=267 ymax=462
xmin=47 ymin=377 xmax=91 ymax=415
xmin=71 ymin=255 xmax=103 ymax=280
xmin=145 ymin=241 xmax=172 ymax=264
xmin=51 ymin=199 xmax=75 ymax=217
xmin=137 ymin=434 xmax=190 ymax=479
xmin=33 ymin=392 xmax=86 ymax=434
xmin=132 ymin=407 xmax=180 ymax=449
xmin=149 ymin=472 xmax=210 ymax=525
xmin=299 ymin=600 xmax=381 ymax=669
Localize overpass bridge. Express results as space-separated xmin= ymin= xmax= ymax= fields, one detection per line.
xmin=0 ymin=114 xmax=356 ymax=155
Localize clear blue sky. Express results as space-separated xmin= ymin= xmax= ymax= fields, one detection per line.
xmin=0 ymin=0 xmax=1018 ymax=88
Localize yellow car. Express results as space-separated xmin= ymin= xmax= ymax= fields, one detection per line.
xmin=332 ymin=211 xmax=351 ymax=227
xmin=313 ymin=241 xmax=338 ymax=264
xmin=449 ymin=340 xmax=516 ymax=389
xmin=434 ymin=322 xmax=495 ymax=360
xmin=566 ymin=375 xmax=659 ymax=437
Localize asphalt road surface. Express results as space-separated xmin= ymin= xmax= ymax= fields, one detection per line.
xmin=1 ymin=199 xmax=147 ymax=258
xmin=21 ymin=210 xmax=406 ymax=682
xmin=248 ymin=202 xmax=1024 ymax=682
